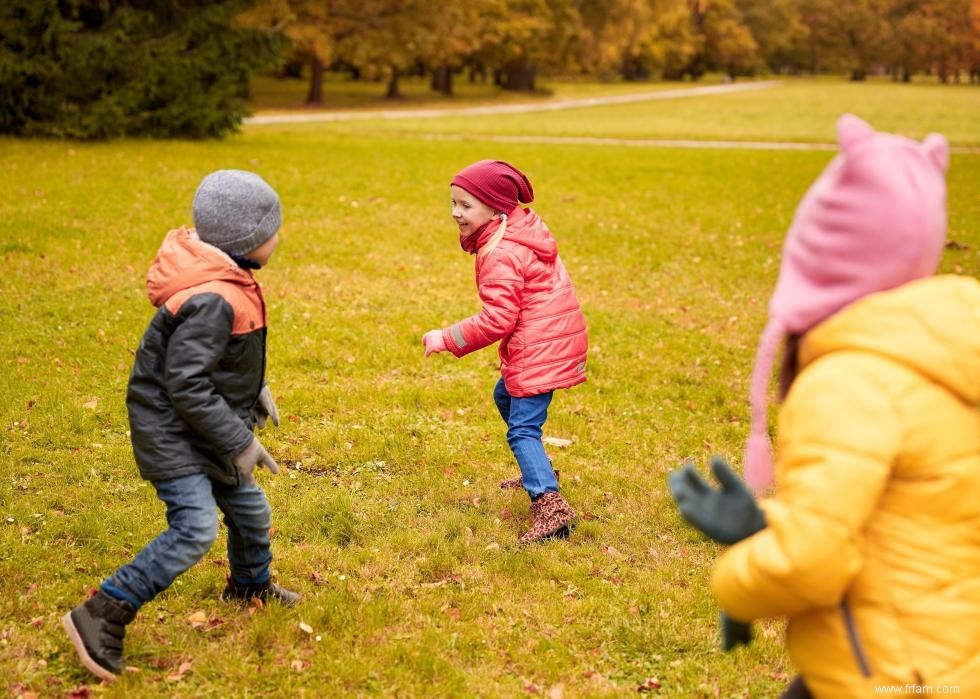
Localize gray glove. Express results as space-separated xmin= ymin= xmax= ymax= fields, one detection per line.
xmin=252 ymin=384 xmax=280 ymax=429
xmin=233 ymin=437 xmax=279 ymax=485
xmin=668 ymin=456 xmax=766 ymax=545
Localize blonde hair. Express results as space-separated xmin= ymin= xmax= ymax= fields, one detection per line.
xmin=478 ymin=213 xmax=508 ymax=259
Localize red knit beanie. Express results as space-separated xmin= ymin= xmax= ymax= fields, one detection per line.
xmin=451 ymin=160 xmax=534 ymax=213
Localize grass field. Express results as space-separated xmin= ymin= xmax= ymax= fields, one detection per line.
xmin=2 ymin=78 xmax=979 ymax=697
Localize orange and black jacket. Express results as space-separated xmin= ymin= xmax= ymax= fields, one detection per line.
xmin=126 ymin=227 xmax=267 ymax=485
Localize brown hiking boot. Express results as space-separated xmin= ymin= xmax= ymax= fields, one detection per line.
xmin=519 ymin=491 xmax=576 ymax=543
xmin=500 ymin=469 xmax=560 ymax=490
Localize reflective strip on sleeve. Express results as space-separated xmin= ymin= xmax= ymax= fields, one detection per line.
xmin=452 ymin=324 xmax=467 ymax=349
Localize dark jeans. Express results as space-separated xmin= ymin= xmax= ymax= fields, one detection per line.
xmin=101 ymin=472 xmax=272 ymax=609
xmin=492 ymin=378 xmax=559 ymax=499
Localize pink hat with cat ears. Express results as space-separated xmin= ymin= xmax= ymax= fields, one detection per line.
xmin=744 ymin=114 xmax=950 ymax=494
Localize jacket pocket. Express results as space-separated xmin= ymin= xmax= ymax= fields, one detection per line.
xmin=841 ymin=599 xmax=872 ymax=678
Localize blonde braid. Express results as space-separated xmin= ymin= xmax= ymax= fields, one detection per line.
xmin=478 ymin=213 xmax=508 ymax=259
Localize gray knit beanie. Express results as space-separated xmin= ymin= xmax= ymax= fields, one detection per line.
xmin=192 ymin=169 xmax=282 ymax=256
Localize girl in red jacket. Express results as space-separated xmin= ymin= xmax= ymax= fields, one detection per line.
xmin=422 ymin=160 xmax=588 ymax=543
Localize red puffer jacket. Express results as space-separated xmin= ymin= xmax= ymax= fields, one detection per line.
xmin=443 ymin=207 xmax=588 ymax=397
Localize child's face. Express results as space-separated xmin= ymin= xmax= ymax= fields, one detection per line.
xmin=249 ymin=233 xmax=280 ymax=267
xmin=450 ymin=185 xmax=496 ymax=238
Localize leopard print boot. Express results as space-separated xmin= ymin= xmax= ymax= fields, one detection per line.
xmin=519 ymin=491 xmax=576 ymax=543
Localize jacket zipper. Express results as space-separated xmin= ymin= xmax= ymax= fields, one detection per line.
xmin=841 ymin=599 xmax=872 ymax=678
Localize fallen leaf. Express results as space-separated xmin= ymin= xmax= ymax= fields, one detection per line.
xmin=67 ymin=687 xmax=92 ymax=699
xmin=548 ymin=683 xmax=565 ymax=699
xmin=290 ymin=659 xmax=309 ymax=672
xmin=443 ymin=607 xmax=461 ymax=621
xmin=82 ymin=398 xmax=98 ymax=410
xmin=187 ymin=611 xmax=207 ymax=628
xmin=485 ymin=543 xmax=500 ymax=551
xmin=637 ymin=676 xmax=661 ymax=692
xmin=309 ymin=570 xmax=325 ymax=585
xmin=250 ymin=596 xmax=265 ymax=610
xmin=298 ymin=621 xmax=314 ymax=634
xmin=523 ymin=681 xmax=541 ymax=694
xmin=542 ymin=436 xmax=572 ymax=447
xmin=604 ymin=546 xmax=621 ymax=557
xmin=165 ymin=660 xmax=193 ymax=682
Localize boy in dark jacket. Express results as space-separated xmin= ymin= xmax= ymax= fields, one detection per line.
xmin=62 ymin=170 xmax=298 ymax=681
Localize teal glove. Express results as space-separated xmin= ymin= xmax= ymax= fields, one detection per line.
xmin=667 ymin=456 xmax=766 ymax=545
xmin=720 ymin=612 xmax=753 ymax=651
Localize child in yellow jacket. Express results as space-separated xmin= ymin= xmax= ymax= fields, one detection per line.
xmin=670 ymin=115 xmax=980 ymax=697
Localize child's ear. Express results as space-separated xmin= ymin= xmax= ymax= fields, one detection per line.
xmin=922 ymin=133 xmax=949 ymax=173
xmin=836 ymin=113 xmax=875 ymax=153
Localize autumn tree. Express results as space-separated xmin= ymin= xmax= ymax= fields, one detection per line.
xmin=736 ymin=0 xmax=810 ymax=73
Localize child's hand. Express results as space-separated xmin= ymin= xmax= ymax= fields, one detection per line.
xmin=233 ymin=436 xmax=280 ymax=485
xmin=252 ymin=384 xmax=280 ymax=429
xmin=422 ymin=329 xmax=447 ymax=357
xmin=667 ymin=456 xmax=766 ymax=544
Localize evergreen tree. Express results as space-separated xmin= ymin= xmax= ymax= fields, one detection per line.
xmin=0 ymin=0 xmax=281 ymax=139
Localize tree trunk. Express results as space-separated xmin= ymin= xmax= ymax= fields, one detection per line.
xmin=901 ymin=65 xmax=911 ymax=82
xmin=431 ymin=66 xmax=453 ymax=96
xmin=850 ymin=67 xmax=866 ymax=81
xmin=502 ymin=61 xmax=536 ymax=91
xmin=305 ymin=55 xmax=325 ymax=105
xmin=386 ymin=67 xmax=403 ymax=99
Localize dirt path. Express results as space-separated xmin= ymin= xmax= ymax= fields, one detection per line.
xmin=244 ymin=80 xmax=783 ymax=125
xmin=413 ymin=133 xmax=978 ymax=154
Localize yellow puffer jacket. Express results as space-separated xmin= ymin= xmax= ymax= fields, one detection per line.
xmin=712 ymin=275 xmax=980 ymax=698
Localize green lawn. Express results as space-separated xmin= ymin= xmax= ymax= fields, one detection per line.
xmin=2 ymin=81 xmax=979 ymax=697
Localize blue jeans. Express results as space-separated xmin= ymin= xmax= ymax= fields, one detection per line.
xmin=101 ymin=472 xmax=272 ymax=609
xmin=493 ymin=378 xmax=559 ymax=499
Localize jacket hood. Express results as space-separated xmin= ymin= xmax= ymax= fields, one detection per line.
xmin=800 ymin=275 xmax=980 ymax=404
xmin=466 ymin=207 xmax=557 ymax=262
xmin=146 ymin=227 xmax=256 ymax=307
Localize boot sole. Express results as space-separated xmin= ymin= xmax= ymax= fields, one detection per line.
xmin=61 ymin=612 xmax=118 ymax=682
xmin=520 ymin=519 xmax=575 ymax=544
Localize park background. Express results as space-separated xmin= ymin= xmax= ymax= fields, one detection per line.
xmin=1 ymin=1 xmax=979 ymax=697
